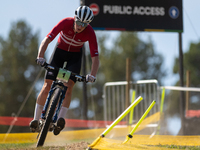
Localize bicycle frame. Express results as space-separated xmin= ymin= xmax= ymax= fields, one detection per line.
xmin=39 ymin=63 xmax=86 ymax=124
xmin=36 ymin=62 xmax=86 ymax=147
xmin=39 ymin=62 xmax=86 ymax=124
xmin=40 ymin=63 xmax=73 ymax=123
xmin=41 ymin=81 xmax=68 ymax=123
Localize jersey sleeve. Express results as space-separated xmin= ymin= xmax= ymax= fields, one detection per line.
xmin=46 ymin=18 xmax=67 ymax=41
xmin=88 ymin=26 xmax=99 ymax=57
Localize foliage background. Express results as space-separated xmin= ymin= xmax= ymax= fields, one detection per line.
xmin=0 ymin=20 xmax=200 ymax=134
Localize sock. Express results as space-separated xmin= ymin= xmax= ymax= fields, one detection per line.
xmin=58 ymin=107 xmax=68 ymax=119
xmin=33 ymin=103 xmax=43 ymax=120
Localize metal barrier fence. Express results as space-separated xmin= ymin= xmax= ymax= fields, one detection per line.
xmin=103 ymin=79 xmax=160 ymax=126
xmin=161 ymin=86 xmax=200 ymax=135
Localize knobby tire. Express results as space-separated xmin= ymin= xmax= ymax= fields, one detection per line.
xmin=36 ymin=87 xmax=62 ymax=147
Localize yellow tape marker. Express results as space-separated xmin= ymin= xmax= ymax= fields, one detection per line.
xmin=87 ymin=136 xmax=102 ymax=150
xmin=123 ymin=100 xmax=156 ymax=144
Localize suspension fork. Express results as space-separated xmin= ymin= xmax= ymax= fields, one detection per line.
xmin=41 ymin=81 xmax=57 ymax=119
xmin=52 ymin=85 xmax=68 ymax=123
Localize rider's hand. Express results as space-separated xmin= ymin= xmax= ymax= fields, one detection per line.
xmin=36 ymin=57 xmax=46 ymax=66
xmin=86 ymin=74 xmax=96 ymax=83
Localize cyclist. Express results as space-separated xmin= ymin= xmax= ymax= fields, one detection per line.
xmin=30 ymin=6 xmax=99 ymax=135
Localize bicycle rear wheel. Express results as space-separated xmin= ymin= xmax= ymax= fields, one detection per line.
xmin=36 ymin=87 xmax=62 ymax=147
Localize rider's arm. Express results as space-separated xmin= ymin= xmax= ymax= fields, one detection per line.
xmin=37 ymin=18 xmax=68 ymax=58
xmin=90 ymin=56 xmax=99 ymax=77
xmin=37 ymin=37 xmax=51 ymax=58
xmin=85 ymin=25 xmax=99 ymax=77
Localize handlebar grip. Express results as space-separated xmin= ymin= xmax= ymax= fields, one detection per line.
xmin=76 ymin=75 xmax=87 ymax=83
xmin=35 ymin=59 xmax=47 ymax=67
xmin=41 ymin=62 xmax=47 ymax=67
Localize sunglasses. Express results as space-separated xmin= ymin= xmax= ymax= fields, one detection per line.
xmin=75 ymin=20 xmax=88 ymax=27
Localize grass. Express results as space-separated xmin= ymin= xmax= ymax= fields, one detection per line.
xmin=0 ymin=143 xmax=35 ymax=150
xmin=0 ymin=143 xmax=68 ymax=150
xmin=159 ymin=145 xmax=200 ymax=150
xmin=0 ymin=139 xmax=91 ymax=150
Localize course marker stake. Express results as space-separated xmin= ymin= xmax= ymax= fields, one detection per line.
xmin=123 ymin=100 xmax=156 ymax=144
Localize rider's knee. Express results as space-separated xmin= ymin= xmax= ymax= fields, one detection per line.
xmin=43 ymin=80 xmax=53 ymax=92
xmin=65 ymin=80 xmax=75 ymax=92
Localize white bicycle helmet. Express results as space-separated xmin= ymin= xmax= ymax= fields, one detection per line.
xmin=75 ymin=6 xmax=94 ymax=23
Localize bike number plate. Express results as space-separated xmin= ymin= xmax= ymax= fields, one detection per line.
xmin=56 ymin=68 xmax=71 ymax=82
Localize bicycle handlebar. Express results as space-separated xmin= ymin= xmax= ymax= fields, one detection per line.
xmin=41 ymin=62 xmax=86 ymax=82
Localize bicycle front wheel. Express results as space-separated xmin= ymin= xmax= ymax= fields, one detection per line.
xmin=36 ymin=87 xmax=62 ymax=147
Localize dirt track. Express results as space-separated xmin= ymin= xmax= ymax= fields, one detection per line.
xmin=65 ymin=141 xmax=89 ymax=150
xmin=39 ymin=141 xmax=89 ymax=150
xmin=26 ymin=141 xmax=89 ymax=150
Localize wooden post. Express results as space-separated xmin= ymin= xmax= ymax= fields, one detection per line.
xmin=178 ymin=32 xmax=185 ymax=135
xmin=126 ymin=58 xmax=131 ymax=123
xmin=186 ymin=70 xmax=190 ymax=112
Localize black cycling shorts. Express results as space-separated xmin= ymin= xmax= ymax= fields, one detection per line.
xmin=45 ymin=46 xmax=82 ymax=83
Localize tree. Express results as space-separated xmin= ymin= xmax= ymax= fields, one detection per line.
xmin=173 ymin=42 xmax=200 ymax=87
xmin=169 ymin=41 xmax=200 ymax=115
xmin=0 ymin=20 xmax=42 ymax=132
xmin=99 ymin=32 xmax=166 ymax=83
xmin=0 ymin=21 xmax=167 ymax=132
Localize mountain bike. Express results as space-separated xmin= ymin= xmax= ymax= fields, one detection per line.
xmin=36 ymin=62 xmax=86 ymax=147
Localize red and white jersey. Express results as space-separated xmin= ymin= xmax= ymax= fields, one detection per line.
xmin=46 ymin=17 xmax=98 ymax=57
